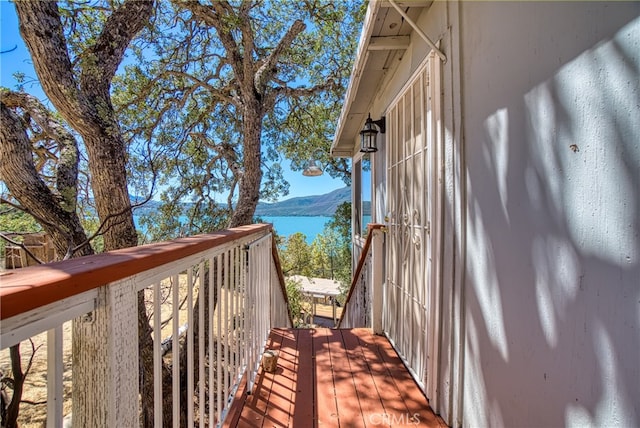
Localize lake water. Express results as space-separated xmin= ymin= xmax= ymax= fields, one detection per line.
xmin=260 ymin=216 xmax=330 ymax=244
xmin=135 ymin=215 xmax=330 ymax=245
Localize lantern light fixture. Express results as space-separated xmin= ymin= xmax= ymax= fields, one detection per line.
xmin=360 ymin=113 xmax=385 ymax=153
xmin=302 ymin=156 xmax=323 ymax=176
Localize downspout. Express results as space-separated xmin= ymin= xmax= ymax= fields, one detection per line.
xmin=387 ymin=0 xmax=447 ymax=63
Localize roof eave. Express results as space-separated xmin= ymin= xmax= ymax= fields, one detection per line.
xmin=330 ymin=0 xmax=382 ymax=159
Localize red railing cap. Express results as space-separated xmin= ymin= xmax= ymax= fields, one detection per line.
xmin=367 ymin=223 xmax=385 ymax=231
xmin=0 ymin=224 xmax=271 ymax=320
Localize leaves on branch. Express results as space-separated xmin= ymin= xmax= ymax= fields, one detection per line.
xmin=114 ymin=0 xmax=361 ymax=234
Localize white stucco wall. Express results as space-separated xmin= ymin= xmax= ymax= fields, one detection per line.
xmin=458 ymin=2 xmax=640 ymax=427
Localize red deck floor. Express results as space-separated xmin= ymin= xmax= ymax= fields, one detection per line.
xmin=225 ymin=328 xmax=447 ymax=427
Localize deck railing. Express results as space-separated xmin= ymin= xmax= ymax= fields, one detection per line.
xmin=0 ymin=224 xmax=291 ymax=427
xmin=337 ymin=224 xmax=385 ymax=332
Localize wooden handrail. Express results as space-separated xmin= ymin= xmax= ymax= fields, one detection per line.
xmin=0 ymin=224 xmax=271 ymax=320
xmin=337 ymin=223 xmax=385 ymax=327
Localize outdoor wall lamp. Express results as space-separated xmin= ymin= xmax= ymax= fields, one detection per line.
xmin=360 ymin=113 xmax=385 ymax=153
xmin=302 ymin=156 xmax=323 ymax=176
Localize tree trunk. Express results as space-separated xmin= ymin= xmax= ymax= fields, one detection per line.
xmin=83 ymin=131 xmax=139 ymax=250
xmin=229 ymin=100 xmax=264 ymax=228
xmin=0 ymin=102 xmax=92 ymax=258
xmin=14 ymin=3 xmax=157 ymax=427
xmin=4 ymin=346 xmax=25 ymax=428
xmin=15 ymin=0 xmax=147 ymax=252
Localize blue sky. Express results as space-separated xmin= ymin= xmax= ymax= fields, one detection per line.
xmin=0 ymin=2 xmax=346 ymax=201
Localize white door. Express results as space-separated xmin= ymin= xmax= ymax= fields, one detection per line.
xmin=384 ymin=54 xmax=440 ymax=396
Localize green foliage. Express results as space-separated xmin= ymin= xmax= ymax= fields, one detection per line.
xmin=327 ymin=201 xmax=352 ymax=244
xmin=319 ymin=202 xmax=352 ymax=283
xmin=0 ymin=209 xmax=41 ymax=261
xmin=309 ymin=228 xmax=338 ymax=278
xmin=110 ymin=0 xmax=363 ymax=238
xmin=58 ymin=1 xmax=111 ymax=62
xmin=6 ymin=0 xmax=364 ymax=251
xmin=310 ymin=224 xmax=351 ymax=285
xmin=279 ymin=232 xmax=313 ymax=276
xmin=67 ymin=202 xmax=103 ymax=253
xmin=0 ymin=209 xmax=41 ymax=234
xmin=285 ymin=277 xmax=310 ymax=328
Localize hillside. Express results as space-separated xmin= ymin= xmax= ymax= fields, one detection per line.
xmin=132 ymin=187 xmax=351 ymax=218
xmin=255 ymin=187 xmax=350 ymax=217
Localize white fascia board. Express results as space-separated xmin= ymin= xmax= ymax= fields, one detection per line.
xmin=368 ymin=35 xmax=411 ymax=51
xmin=330 ymin=146 xmax=355 ymax=158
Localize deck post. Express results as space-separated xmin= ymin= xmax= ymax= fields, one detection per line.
xmin=72 ymin=278 xmax=139 ymax=427
xmin=371 ymin=228 xmax=384 ymax=334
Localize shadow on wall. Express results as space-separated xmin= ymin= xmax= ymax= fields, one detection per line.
xmin=460 ymin=3 xmax=639 ymax=427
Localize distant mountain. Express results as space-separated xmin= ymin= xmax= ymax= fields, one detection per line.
xmin=255 ymin=187 xmax=350 ymax=217
xmin=131 ymin=187 xmax=351 ymax=218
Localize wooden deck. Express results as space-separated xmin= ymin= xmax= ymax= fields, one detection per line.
xmin=225 ymin=328 xmax=447 ymax=427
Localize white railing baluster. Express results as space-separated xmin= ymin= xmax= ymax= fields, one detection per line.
xmin=208 ymin=256 xmax=215 ymax=428
xmin=231 ymin=247 xmax=237 ymax=386
xmin=153 ymin=281 xmax=163 ymax=427
xmin=245 ymin=233 xmax=272 ymax=394
xmin=238 ymin=249 xmax=248 ymax=382
xmin=246 ymin=244 xmax=255 ymax=392
xmin=224 ymin=250 xmax=230 ymax=403
xmin=172 ymin=273 xmax=180 ymax=428
xmin=239 ymin=246 xmax=243 ymax=381
xmin=199 ymin=261 xmax=205 ymax=428
xmin=46 ymin=326 xmax=63 ymax=428
xmin=237 ymin=250 xmax=243 ymax=380
xmin=257 ymin=241 xmax=264 ymax=353
xmin=260 ymin=240 xmax=266 ymax=379
xmin=216 ymin=254 xmax=223 ymax=423
xmin=187 ymin=267 xmax=195 ymax=427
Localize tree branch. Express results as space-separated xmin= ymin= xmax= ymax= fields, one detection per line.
xmin=82 ymin=0 xmax=154 ymax=92
xmin=1 ymin=89 xmax=79 ymax=213
xmin=6 ymin=344 xmax=25 ymax=427
xmin=0 ymin=198 xmax=69 ymax=241
xmin=276 ymin=78 xmax=337 ymax=99
xmin=254 ymin=19 xmax=305 ymax=96
xmin=180 ymin=0 xmax=246 ymax=84
xmin=0 ymin=232 xmax=46 ymax=266
xmin=238 ymin=0 xmax=255 ymax=90
xmin=14 ymin=2 xmax=83 ymax=126
xmin=0 ymin=103 xmax=87 ymax=256
xmin=69 ymin=177 xmax=156 ymax=258
xmin=162 ymin=70 xmax=239 ymax=106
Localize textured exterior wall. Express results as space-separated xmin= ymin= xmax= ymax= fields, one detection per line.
xmin=357 ymin=1 xmax=638 ymax=426
xmin=458 ymin=3 xmax=640 ymax=426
